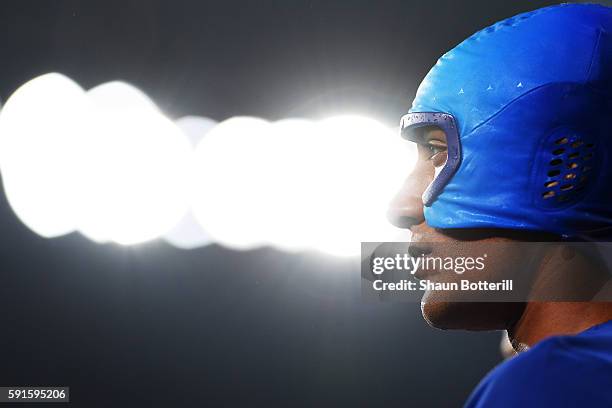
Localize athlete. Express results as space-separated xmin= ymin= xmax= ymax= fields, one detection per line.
xmin=387 ymin=4 xmax=612 ymax=406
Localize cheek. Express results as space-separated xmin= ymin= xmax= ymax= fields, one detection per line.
xmin=393 ymin=158 xmax=436 ymax=205
xmin=431 ymin=152 xmax=448 ymax=169
xmin=463 ymin=244 xmax=538 ymax=287
xmin=409 ymin=157 xmax=436 ymax=190
xmin=422 ymin=242 xmax=538 ymax=303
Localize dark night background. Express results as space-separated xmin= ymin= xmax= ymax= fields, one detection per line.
xmin=0 ymin=1 xmax=575 ymax=406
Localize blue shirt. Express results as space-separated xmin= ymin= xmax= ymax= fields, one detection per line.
xmin=465 ymin=320 xmax=612 ymax=407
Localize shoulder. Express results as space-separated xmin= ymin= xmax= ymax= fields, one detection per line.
xmin=465 ymin=333 xmax=612 ymax=408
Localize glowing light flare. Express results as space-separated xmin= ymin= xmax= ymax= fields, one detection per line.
xmin=309 ymin=115 xmax=415 ymax=256
xmin=0 ymin=73 xmax=416 ymax=257
xmin=258 ymin=119 xmax=320 ymax=252
xmin=192 ymin=117 xmax=275 ymax=250
xmin=76 ymin=82 xmax=192 ymax=245
xmin=192 ymin=115 xmax=415 ymax=256
xmin=0 ymin=73 xmax=90 ymax=238
xmin=82 ymin=81 xmax=159 ymax=112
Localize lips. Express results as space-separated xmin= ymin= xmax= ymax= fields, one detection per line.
xmin=407 ymin=240 xmax=436 ymax=280
xmin=408 ymin=242 xmax=431 ymax=258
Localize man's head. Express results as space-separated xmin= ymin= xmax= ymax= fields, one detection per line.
xmin=389 ymin=4 xmax=612 ymax=330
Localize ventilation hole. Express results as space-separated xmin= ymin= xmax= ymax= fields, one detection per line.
xmin=549 ymin=158 xmax=563 ymax=166
xmin=548 ymin=169 xmax=561 ymax=177
xmin=555 ymin=137 xmax=569 ymax=145
xmin=586 ymin=143 xmax=594 ymax=148
xmin=584 ymin=153 xmax=593 ymax=160
xmin=553 ymin=148 xmax=565 ymax=155
xmin=575 ymin=182 xmax=587 ymax=191
xmin=542 ymin=191 xmax=555 ymax=199
xmin=544 ymin=181 xmax=559 ymax=188
xmin=580 ymin=175 xmax=588 ymax=183
xmin=560 ymin=184 xmax=574 ymax=191
xmin=564 ymin=173 xmax=577 ymax=180
xmin=568 ymin=152 xmax=579 ymax=159
xmin=571 ymin=141 xmax=583 ymax=148
xmin=566 ymin=162 xmax=578 ymax=169
xmin=583 ymin=166 xmax=593 ymax=172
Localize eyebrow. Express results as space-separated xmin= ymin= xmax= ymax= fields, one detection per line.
xmin=424 ymin=132 xmax=446 ymax=143
xmin=406 ymin=126 xmax=446 ymax=145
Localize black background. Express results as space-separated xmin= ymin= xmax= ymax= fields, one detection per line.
xmin=0 ymin=1 xmax=566 ymax=407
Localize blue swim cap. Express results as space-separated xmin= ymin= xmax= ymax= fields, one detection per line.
xmin=403 ymin=4 xmax=612 ymax=239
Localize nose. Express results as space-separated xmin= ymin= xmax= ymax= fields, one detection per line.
xmin=387 ymin=169 xmax=430 ymax=229
xmin=387 ymin=194 xmax=424 ymax=229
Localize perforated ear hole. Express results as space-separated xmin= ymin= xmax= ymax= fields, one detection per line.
xmin=539 ymin=132 xmax=596 ymax=208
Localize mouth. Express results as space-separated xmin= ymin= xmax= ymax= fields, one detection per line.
xmin=407 ymin=240 xmax=437 ymax=280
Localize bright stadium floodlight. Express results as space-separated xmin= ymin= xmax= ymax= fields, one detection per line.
xmin=0 ymin=73 xmax=415 ymax=256
xmin=309 ymin=115 xmax=415 ymax=257
xmin=0 ymin=73 xmax=89 ymax=238
xmin=262 ymin=118 xmax=320 ymax=252
xmin=192 ymin=117 xmax=275 ymax=250
xmin=82 ymin=80 xmax=160 ymax=113
xmin=191 ymin=115 xmax=415 ymax=256
xmin=77 ymin=82 xmax=192 ymax=245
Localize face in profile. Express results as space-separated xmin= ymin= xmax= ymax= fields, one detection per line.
xmin=387 ymin=126 xmax=533 ymax=330
xmin=386 ymin=3 xmax=612 ymax=332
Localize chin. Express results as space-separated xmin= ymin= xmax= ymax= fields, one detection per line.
xmin=421 ymin=293 xmax=523 ymax=331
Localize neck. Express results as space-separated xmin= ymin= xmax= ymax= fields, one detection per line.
xmin=507 ymin=244 xmax=612 ymax=351
xmin=508 ymin=301 xmax=612 ymax=350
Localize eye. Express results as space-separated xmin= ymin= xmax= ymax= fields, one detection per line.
xmin=426 ymin=143 xmax=446 ymax=157
xmin=425 ymin=140 xmax=448 ymax=166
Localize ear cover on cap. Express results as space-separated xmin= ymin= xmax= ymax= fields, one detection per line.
xmin=410 ymin=4 xmax=612 ymax=239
